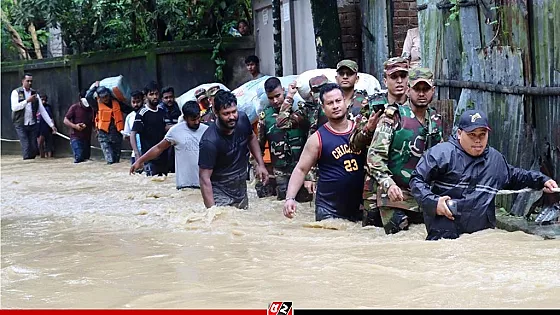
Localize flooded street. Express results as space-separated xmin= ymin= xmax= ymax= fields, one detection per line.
xmin=1 ymin=155 xmax=559 ymax=309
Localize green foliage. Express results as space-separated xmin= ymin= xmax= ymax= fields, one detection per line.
xmin=2 ymin=0 xmax=251 ymax=78
xmin=155 ymin=0 xmax=248 ymax=81
xmin=1 ymin=27 xmax=20 ymax=60
xmin=10 ymin=0 xmax=62 ymax=27
xmin=444 ymin=1 xmax=500 ymax=28
xmin=444 ymin=0 xmax=459 ymax=26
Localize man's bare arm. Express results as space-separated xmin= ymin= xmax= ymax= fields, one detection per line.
xmin=135 ymin=139 xmax=170 ymax=165
xmin=285 ymin=132 xmax=320 ymax=199
xmin=199 ymin=168 xmax=215 ymax=208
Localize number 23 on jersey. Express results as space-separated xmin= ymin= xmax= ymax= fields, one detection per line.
xmin=344 ymin=158 xmax=359 ymax=172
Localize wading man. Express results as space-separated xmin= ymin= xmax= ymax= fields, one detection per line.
xmin=366 ymin=68 xmax=443 ymax=234
xmin=257 ymin=77 xmax=312 ymax=202
xmin=198 ymin=90 xmax=269 ymax=209
xmin=410 ymin=109 xmax=558 ymax=240
xmin=10 ymin=73 xmax=57 ymax=160
xmin=283 ymin=83 xmax=366 ymax=222
xmin=131 ymin=101 xmax=209 ymax=189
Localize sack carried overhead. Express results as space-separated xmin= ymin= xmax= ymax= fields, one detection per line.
xmin=233 ymin=75 xmax=304 ymax=124
xmin=175 ymin=82 xmax=230 ymax=107
xmin=295 ymin=68 xmax=382 ymax=102
xmin=92 ymin=75 xmax=132 ymax=104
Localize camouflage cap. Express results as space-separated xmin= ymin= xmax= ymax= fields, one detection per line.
xmin=309 ymin=75 xmax=329 ymax=90
xmin=336 ymin=59 xmax=358 ymax=73
xmin=195 ymin=88 xmax=208 ymax=101
xmin=383 ymin=57 xmax=409 ymax=76
xmin=207 ymin=85 xmax=221 ymax=97
xmin=194 ymin=88 xmax=206 ymax=99
xmin=408 ymin=67 xmax=434 ymax=87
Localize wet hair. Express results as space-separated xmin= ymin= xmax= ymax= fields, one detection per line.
xmin=144 ymin=81 xmax=159 ymax=94
xmin=213 ymin=90 xmax=237 ymax=113
xmin=130 ymin=90 xmax=144 ymax=99
xmin=22 ymin=73 xmax=32 ymax=79
xmin=245 ymin=55 xmax=260 ymax=65
xmin=182 ymin=101 xmax=201 ymax=118
xmin=161 ymin=86 xmax=174 ymax=96
xmin=264 ymin=77 xmax=282 ymax=93
xmin=319 ymin=83 xmax=343 ymax=103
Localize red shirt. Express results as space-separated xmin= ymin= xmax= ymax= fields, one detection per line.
xmin=65 ymin=103 xmax=93 ymax=141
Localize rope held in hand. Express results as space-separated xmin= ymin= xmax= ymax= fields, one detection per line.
xmin=1 ymin=132 xmax=132 ymax=154
xmin=496 ymin=187 xmax=560 ymax=195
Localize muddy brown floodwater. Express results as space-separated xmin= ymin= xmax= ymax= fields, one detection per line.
xmin=1 ymin=155 xmax=559 ymax=309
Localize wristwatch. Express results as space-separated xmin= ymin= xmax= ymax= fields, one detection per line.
xmin=285 ymin=197 xmax=296 ymax=201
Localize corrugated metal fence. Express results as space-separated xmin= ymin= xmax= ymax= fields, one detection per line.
xmin=418 ymin=0 xmax=559 ymax=213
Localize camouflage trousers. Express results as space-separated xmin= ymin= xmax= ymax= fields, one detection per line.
xmin=362 ymin=176 xmax=383 ymax=227
xmin=378 ymin=207 xmax=424 ymax=234
xmin=97 ymin=124 xmax=122 ymax=164
xmin=363 ymin=183 xmax=424 ymax=234
xmin=275 ymin=168 xmax=313 ymax=202
xmin=255 ymin=166 xmax=313 ymax=202
xmin=255 ymin=164 xmax=277 ymax=198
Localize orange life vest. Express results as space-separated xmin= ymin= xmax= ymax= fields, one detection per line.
xmin=95 ymin=100 xmax=124 ymax=133
xmin=252 ymin=122 xmax=271 ymax=164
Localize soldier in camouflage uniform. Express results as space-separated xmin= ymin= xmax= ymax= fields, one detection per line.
xmin=348 ymin=92 xmax=388 ymax=226
xmin=276 ymin=75 xmax=330 ymax=191
xmin=349 ymin=57 xmax=410 ymax=226
xmin=350 ymin=57 xmax=410 ymax=151
xmin=335 ymin=59 xmax=368 ymax=121
xmin=195 ymin=88 xmax=214 ymax=125
xmin=257 ymin=77 xmax=313 ymax=201
xmin=202 ymin=86 xmax=221 ymax=124
xmin=277 ymin=75 xmax=329 ymax=137
xmin=366 ymin=67 xmax=443 ymax=234
xmin=383 ymin=57 xmax=409 ymax=105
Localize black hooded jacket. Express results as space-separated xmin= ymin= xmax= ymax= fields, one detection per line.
xmin=409 ymin=135 xmax=550 ymax=236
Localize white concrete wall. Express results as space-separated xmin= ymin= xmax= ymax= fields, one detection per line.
xmin=252 ymin=0 xmax=317 ymax=76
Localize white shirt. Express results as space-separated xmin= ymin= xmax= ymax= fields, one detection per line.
xmin=123 ymin=110 xmax=142 ymax=157
xmin=164 ymin=122 xmax=208 ymax=189
xmin=10 ymin=88 xmax=54 ymax=127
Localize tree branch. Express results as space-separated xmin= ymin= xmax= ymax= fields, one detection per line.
xmin=28 ymin=22 xmax=43 ymax=59
xmin=1 ymin=9 xmax=29 ymax=60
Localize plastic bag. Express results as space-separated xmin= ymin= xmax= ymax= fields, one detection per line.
xmin=295 ymin=68 xmax=382 ymax=101
xmin=233 ymin=75 xmax=304 ymax=124
xmin=176 ymin=83 xmax=230 ymax=107
xmin=94 ymin=75 xmax=131 ymax=104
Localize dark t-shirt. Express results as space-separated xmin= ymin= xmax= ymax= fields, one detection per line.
xmin=38 ymin=104 xmax=54 ymax=136
xmin=198 ymin=111 xmax=252 ymax=182
xmin=132 ymin=107 xmax=167 ymax=155
xmin=158 ymin=102 xmax=182 ymax=125
xmin=64 ymin=103 xmax=93 ymax=141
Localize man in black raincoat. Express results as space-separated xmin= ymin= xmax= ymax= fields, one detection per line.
xmin=409 ymin=109 xmax=558 ymax=240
